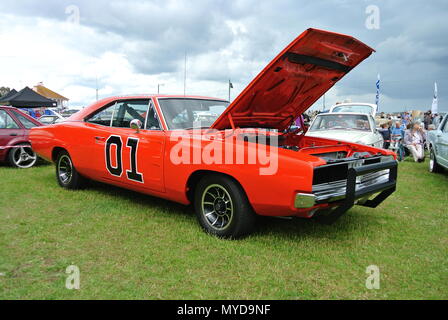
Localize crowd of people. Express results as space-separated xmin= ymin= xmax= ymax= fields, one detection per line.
xmin=378 ymin=110 xmax=443 ymax=163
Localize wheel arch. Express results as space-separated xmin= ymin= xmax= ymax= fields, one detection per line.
xmin=6 ymin=139 xmax=32 ymax=157
xmin=185 ymin=170 xmax=249 ymax=204
xmin=51 ymin=146 xmax=68 ymax=162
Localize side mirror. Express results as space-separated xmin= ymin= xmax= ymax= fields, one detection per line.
xmin=130 ymin=119 xmax=142 ymax=133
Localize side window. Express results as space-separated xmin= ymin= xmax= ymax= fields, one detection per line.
xmin=145 ymin=102 xmax=161 ymax=130
xmin=12 ymin=111 xmax=38 ymax=128
xmin=111 ymin=99 xmax=160 ymax=130
xmin=0 ymin=110 xmax=19 ymax=129
xmin=86 ymin=103 xmax=116 ymax=126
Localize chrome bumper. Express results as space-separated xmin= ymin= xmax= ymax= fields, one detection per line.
xmin=295 ymin=160 xmax=398 ymax=223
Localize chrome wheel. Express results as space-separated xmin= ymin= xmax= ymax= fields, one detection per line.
xmin=201 ymin=184 xmax=234 ymax=231
xmin=11 ymin=146 xmax=37 ymax=168
xmin=58 ymin=155 xmax=73 ymax=185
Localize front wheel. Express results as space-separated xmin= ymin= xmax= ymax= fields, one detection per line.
xmin=429 ymin=148 xmax=443 ymax=173
xmin=55 ymin=150 xmax=86 ymax=189
xmin=194 ymin=174 xmax=256 ymax=239
xmin=8 ymin=144 xmax=37 ymax=168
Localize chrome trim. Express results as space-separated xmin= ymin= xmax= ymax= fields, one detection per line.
xmin=294 ymin=193 xmax=316 ymax=208
xmin=312 ymin=168 xmax=390 ymax=202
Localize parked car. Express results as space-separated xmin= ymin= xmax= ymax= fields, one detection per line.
xmin=60 ymin=109 xmax=80 ymax=118
xmin=329 ymin=103 xmax=377 ymax=117
xmin=0 ymin=106 xmax=42 ymax=168
xmin=38 ymin=111 xmax=65 ymax=125
xmin=428 ymin=114 xmax=448 ymax=173
xmin=306 ymin=112 xmax=384 ymax=148
xmin=29 ymin=28 xmax=398 ymax=238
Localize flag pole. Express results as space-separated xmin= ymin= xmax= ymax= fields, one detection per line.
xmin=375 ymin=73 xmax=380 ymax=112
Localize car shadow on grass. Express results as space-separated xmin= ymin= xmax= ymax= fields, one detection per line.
xmin=83 ymin=179 xmax=374 ymax=241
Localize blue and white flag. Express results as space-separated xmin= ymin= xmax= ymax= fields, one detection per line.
xmin=375 ymin=74 xmax=380 ymax=111
xmin=431 ymin=82 xmax=438 ymax=114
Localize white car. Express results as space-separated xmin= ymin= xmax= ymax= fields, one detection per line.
xmin=330 ymin=102 xmax=377 ymax=116
xmin=306 ymin=112 xmax=384 ymax=148
xmin=38 ymin=110 xmax=66 ymax=125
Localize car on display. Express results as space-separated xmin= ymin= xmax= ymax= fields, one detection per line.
xmin=38 ymin=111 xmax=66 ymax=125
xmin=428 ymin=114 xmax=448 ymax=173
xmin=306 ymin=112 xmax=384 ymax=148
xmin=61 ymin=109 xmax=80 ymax=118
xmin=329 ymin=102 xmax=377 ymax=116
xmin=29 ymin=28 xmax=398 ymax=238
xmin=0 ymin=106 xmax=42 ymax=168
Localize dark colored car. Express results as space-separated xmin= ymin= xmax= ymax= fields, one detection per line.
xmin=0 ymin=106 xmax=42 ymax=168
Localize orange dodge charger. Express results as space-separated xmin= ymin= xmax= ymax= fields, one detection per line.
xmin=30 ymin=29 xmax=397 ymax=238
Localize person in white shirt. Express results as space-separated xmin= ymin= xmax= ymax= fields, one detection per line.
xmin=404 ymin=123 xmax=426 ymax=162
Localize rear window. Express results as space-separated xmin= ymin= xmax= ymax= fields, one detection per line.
xmin=12 ymin=111 xmax=38 ymax=128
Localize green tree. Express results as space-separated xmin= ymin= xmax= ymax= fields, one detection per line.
xmin=0 ymin=87 xmax=11 ymax=97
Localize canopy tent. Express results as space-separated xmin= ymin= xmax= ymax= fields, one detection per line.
xmin=0 ymin=89 xmax=18 ymax=102
xmin=0 ymin=86 xmax=57 ymax=108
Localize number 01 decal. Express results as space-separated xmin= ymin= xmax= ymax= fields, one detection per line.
xmin=105 ymin=135 xmax=144 ymax=183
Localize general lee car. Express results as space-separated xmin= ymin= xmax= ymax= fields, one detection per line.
xmin=30 ymin=29 xmax=398 ymax=238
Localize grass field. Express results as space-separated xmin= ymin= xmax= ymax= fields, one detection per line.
xmin=0 ymin=159 xmax=447 ymax=300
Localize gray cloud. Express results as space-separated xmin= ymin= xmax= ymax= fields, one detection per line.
xmin=0 ymin=0 xmax=446 ymax=111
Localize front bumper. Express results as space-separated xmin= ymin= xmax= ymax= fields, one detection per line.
xmin=295 ymin=160 xmax=398 ymax=223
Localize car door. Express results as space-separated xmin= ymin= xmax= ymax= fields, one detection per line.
xmin=78 ymin=101 xmax=118 ymax=178
xmin=88 ymin=99 xmax=166 ymax=193
xmin=0 ymin=109 xmax=25 ymax=158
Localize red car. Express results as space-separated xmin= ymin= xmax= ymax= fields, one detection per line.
xmin=0 ymin=106 xmax=41 ymax=168
xmin=30 ymin=29 xmax=398 ymax=238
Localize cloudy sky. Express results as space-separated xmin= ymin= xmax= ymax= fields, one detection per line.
xmin=0 ymin=0 xmax=446 ymax=112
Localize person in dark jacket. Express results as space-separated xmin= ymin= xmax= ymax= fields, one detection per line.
xmin=379 ymin=123 xmax=391 ymax=149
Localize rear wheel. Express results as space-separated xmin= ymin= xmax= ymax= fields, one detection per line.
xmin=55 ymin=150 xmax=86 ymax=189
xmin=429 ymin=147 xmax=443 ymax=173
xmin=8 ymin=144 xmax=37 ymax=168
xmin=194 ymin=174 xmax=256 ymax=239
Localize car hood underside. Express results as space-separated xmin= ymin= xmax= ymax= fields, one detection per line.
xmin=211 ymin=28 xmax=374 ymax=131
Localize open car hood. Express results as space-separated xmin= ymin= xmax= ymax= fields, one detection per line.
xmin=210 ymin=28 xmax=375 ymax=131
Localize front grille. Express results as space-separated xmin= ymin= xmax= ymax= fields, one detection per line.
xmin=312 ymin=156 xmax=393 ymax=202
xmin=313 ymin=169 xmax=390 ymax=202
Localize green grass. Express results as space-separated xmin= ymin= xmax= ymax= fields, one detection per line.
xmin=0 ymin=159 xmax=447 ymax=300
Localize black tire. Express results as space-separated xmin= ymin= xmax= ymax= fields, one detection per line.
xmin=429 ymin=147 xmax=443 ymax=173
xmin=194 ymin=174 xmax=256 ymax=239
xmin=55 ymin=150 xmax=86 ymax=189
xmin=8 ymin=144 xmax=38 ymax=168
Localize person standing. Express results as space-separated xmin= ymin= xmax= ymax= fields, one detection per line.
xmin=404 ymin=123 xmax=426 ymax=162
xmin=379 ymin=123 xmax=391 ymax=149
xmin=423 ymin=112 xmax=432 ymax=130
xmin=433 ymin=113 xmax=441 ymax=128
xmin=391 ymin=121 xmax=405 ymax=161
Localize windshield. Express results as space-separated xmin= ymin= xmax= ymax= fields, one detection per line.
xmin=310 ymin=114 xmax=371 ymax=131
xmin=158 ymin=98 xmax=228 ymax=129
xmin=332 ymin=105 xmax=374 ymax=115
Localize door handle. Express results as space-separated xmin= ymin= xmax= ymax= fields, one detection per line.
xmin=9 ymin=133 xmax=17 ymax=136
xmin=95 ymin=136 xmax=106 ymax=141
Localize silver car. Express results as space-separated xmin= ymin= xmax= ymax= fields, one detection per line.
xmin=428 ymin=115 xmax=448 ymax=173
